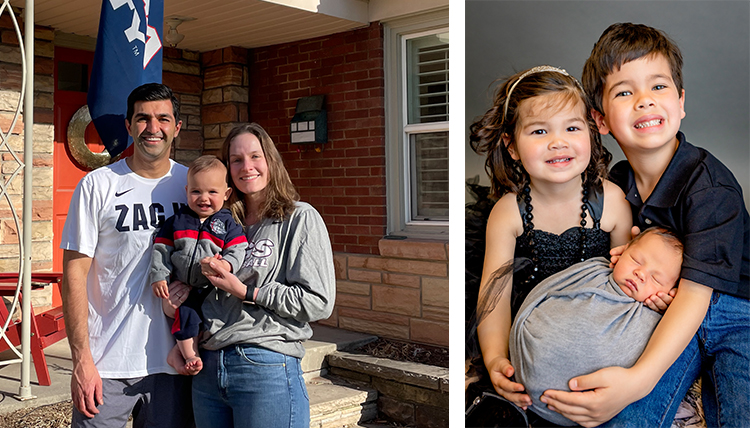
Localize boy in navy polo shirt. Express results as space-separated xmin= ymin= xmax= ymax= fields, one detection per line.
xmin=538 ymin=23 xmax=750 ymax=427
xmin=149 ymin=155 xmax=248 ymax=375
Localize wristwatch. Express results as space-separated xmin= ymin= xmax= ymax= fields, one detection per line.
xmin=244 ymin=284 xmax=257 ymax=303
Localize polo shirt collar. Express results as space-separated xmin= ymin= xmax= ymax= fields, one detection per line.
xmin=621 ymin=175 xmax=641 ymax=207
xmin=646 ymin=132 xmax=702 ymax=208
xmin=618 ymin=132 xmax=701 ymax=209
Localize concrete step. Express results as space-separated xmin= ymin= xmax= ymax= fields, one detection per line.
xmin=308 ymin=376 xmax=378 ymax=428
xmin=302 ymin=324 xmax=377 ymax=382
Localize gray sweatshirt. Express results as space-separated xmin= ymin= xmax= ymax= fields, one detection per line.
xmin=509 ymin=257 xmax=662 ymax=426
xmin=199 ymin=202 xmax=336 ymax=359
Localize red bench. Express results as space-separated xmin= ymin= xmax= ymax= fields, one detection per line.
xmin=0 ymin=272 xmax=66 ymax=386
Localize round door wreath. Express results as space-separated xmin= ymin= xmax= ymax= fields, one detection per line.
xmin=66 ymin=105 xmax=115 ymax=170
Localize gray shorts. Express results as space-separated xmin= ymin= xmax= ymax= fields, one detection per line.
xmin=71 ymin=373 xmax=193 ymax=428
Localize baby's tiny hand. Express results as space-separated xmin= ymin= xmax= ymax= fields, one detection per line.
xmin=200 ymin=256 xmax=218 ymax=277
xmin=643 ymin=288 xmax=677 ymax=314
xmin=152 ymin=280 xmax=169 ymax=299
xmin=201 ymin=254 xmax=231 ymax=277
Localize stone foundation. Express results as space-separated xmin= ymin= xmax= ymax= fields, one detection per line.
xmin=328 ymin=351 xmax=449 ymax=428
xmin=321 ymin=238 xmax=449 ymax=347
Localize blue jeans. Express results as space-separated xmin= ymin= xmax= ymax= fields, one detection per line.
xmin=603 ymin=292 xmax=750 ymax=427
xmin=192 ymin=345 xmax=309 ymax=428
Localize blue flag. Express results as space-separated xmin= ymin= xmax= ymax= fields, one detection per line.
xmin=88 ymin=0 xmax=163 ymax=158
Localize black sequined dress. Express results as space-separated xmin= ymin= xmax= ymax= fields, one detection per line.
xmin=510 ymin=184 xmax=610 ymax=320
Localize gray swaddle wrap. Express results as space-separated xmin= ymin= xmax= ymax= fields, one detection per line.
xmin=509 ymin=257 xmax=662 ymax=426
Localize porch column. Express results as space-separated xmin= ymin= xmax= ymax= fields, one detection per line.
xmin=201 ymin=46 xmax=250 ymax=157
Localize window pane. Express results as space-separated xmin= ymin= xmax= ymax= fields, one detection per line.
xmin=406 ymin=32 xmax=449 ymax=124
xmin=58 ymin=61 xmax=88 ymax=92
xmin=410 ymin=131 xmax=448 ymax=220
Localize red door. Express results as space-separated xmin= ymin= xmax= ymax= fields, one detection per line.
xmin=53 ymin=47 xmax=105 ymax=271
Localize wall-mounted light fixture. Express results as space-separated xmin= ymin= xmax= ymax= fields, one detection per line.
xmin=290 ymin=95 xmax=327 ymax=145
xmin=164 ymin=16 xmax=195 ymax=48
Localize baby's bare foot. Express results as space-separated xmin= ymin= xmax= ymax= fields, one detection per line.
xmin=167 ymin=345 xmax=191 ymax=376
xmin=184 ymin=356 xmax=203 ymax=375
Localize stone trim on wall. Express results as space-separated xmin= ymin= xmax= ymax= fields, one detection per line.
xmin=320 ymin=238 xmax=449 ymax=347
xmin=162 ymin=46 xmax=203 ymax=165
xmin=0 ymin=19 xmax=55 ymax=274
xmin=200 ymin=46 xmax=250 ymax=157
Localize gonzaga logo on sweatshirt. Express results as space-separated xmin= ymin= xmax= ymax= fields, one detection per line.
xmin=243 ymin=238 xmax=274 ymax=268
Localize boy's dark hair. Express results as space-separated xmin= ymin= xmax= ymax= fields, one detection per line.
xmin=470 ymin=69 xmax=611 ymax=197
xmin=629 ymin=226 xmax=683 ymax=256
xmin=582 ymin=22 xmax=684 ymax=115
xmin=126 ymin=83 xmax=180 ymax=123
xmin=188 ymin=155 xmax=226 ymax=179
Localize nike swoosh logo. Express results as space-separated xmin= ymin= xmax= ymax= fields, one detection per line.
xmin=115 ymin=189 xmax=134 ymax=197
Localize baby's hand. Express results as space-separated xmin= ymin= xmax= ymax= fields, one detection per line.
xmin=643 ymin=287 xmax=677 ymax=314
xmin=152 ymin=280 xmax=169 ymax=298
xmin=200 ymin=254 xmax=230 ymax=277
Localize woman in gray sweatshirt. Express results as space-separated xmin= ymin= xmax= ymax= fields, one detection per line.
xmin=187 ymin=123 xmax=336 ymax=428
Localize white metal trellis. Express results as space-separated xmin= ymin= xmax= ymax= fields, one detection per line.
xmin=0 ymin=0 xmax=35 ymax=401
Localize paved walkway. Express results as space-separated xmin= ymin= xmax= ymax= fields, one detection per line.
xmin=0 ymin=324 xmax=376 ymax=413
xmin=0 ymin=328 xmax=394 ymax=428
xmin=0 ymin=338 xmax=73 ymax=413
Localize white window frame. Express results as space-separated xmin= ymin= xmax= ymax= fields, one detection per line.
xmin=384 ymin=9 xmax=449 ymax=239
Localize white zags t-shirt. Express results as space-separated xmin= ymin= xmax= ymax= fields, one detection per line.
xmin=60 ymin=159 xmax=188 ymax=378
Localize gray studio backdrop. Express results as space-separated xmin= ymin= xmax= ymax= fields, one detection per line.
xmin=465 ymin=0 xmax=750 ymax=210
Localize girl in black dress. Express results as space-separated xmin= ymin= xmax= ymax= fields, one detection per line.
xmin=466 ymin=65 xmax=633 ymax=426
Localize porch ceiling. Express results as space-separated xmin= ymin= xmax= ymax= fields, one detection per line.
xmin=10 ymin=0 xmax=370 ymax=52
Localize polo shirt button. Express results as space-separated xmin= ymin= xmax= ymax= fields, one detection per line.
xmin=645 ymin=218 xmax=652 ymax=225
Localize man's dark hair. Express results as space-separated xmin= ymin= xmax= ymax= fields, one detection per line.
xmin=126 ymin=83 xmax=180 ymax=123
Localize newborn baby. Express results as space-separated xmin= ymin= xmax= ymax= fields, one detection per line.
xmin=509 ymin=227 xmax=683 ymax=425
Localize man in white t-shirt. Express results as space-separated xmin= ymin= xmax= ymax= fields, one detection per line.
xmin=61 ymin=83 xmax=194 ymax=428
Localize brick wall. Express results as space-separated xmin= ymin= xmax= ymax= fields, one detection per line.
xmin=249 ymin=23 xmax=386 ymax=256
xmin=0 ymin=14 xmax=54 ymax=274
xmin=244 ymin=24 xmax=448 ymax=348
